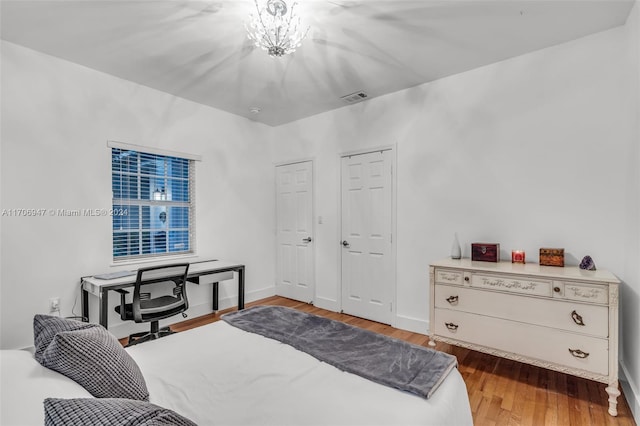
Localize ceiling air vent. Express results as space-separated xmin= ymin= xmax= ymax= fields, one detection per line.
xmin=340 ymin=91 xmax=369 ymax=104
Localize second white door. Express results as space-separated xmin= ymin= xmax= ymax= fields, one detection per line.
xmin=341 ymin=150 xmax=394 ymax=324
xmin=276 ymin=161 xmax=314 ymax=303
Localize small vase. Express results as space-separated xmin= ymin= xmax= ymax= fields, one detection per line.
xmin=451 ymin=233 xmax=462 ymax=259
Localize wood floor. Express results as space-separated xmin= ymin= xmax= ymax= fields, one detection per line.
xmin=126 ymin=296 xmax=637 ymax=426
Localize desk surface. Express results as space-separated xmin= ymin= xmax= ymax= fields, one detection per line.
xmin=82 ymin=259 xmax=243 ymax=293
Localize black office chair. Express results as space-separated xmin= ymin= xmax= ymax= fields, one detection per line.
xmin=114 ymin=263 xmax=190 ymax=347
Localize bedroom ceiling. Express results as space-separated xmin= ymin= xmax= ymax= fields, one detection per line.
xmin=0 ymin=0 xmax=635 ymax=127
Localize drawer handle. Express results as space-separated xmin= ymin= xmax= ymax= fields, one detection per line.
xmin=568 ymin=348 xmax=590 ymax=359
xmin=446 ymin=295 xmax=459 ymax=304
xmin=571 ymin=310 xmax=585 ymax=326
xmin=445 ymin=322 xmax=459 ymax=331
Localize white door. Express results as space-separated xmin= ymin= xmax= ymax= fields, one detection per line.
xmin=341 ymin=150 xmax=394 ymax=324
xmin=276 ymin=161 xmax=314 ymax=303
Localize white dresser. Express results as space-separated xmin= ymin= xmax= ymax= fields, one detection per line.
xmin=428 ymin=258 xmax=621 ymax=416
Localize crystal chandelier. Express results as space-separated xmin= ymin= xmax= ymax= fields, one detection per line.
xmin=245 ymin=0 xmax=310 ymax=58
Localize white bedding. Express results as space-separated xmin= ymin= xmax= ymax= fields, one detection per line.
xmin=0 ymin=350 xmax=92 ymax=426
xmin=0 ymin=321 xmax=472 ymax=426
xmin=126 ymin=321 xmax=473 ymax=426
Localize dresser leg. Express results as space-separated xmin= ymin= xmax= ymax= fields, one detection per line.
xmin=605 ymin=383 xmax=620 ymax=416
xmin=428 ymin=339 xmax=436 ymax=347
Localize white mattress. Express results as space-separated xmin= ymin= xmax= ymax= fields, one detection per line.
xmin=126 ymin=321 xmax=473 ymax=426
xmin=0 ymin=350 xmax=92 ymax=426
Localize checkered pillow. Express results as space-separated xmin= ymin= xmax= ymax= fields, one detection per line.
xmin=33 ymin=314 xmax=98 ymax=363
xmin=34 ymin=315 xmax=149 ymax=401
xmin=44 ymin=398 xmax=197 ymax=426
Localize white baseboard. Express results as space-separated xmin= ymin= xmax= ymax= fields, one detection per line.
xmin=620 ymin=360 xmax=640 ymax=422
xmin=309 ymin=298 xmax=428 ymax=336
xmin=394 ymin=314 xmax=429 ymax=336
xmin=313 ymin=296 xmax=339 ymax=312
xmin=213 ymin=285 xmax=276 ymax=310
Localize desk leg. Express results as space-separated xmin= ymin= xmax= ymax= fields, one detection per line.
xmin=81 ymin=287 xmax=89 ymax=322
xmin=238 ymin=266 xmax=245 ymax=310
xmin=99 ymin=288 xmax=109 ymax=328
xmin=212 ymin=282 xmax=219 ymax=311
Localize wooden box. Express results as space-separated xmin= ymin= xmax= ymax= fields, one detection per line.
xmin=471 ymin=243 xmax=500 ymax=262
xmin=540 ymin=248 xmax=564 ymax=267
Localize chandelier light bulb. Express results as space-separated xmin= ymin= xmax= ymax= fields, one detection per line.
xmin=245 ymin=0 xmax=310 ymax=58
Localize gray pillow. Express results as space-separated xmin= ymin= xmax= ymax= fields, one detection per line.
xmin=33 ymin=314 xmax=98 ymax=363
xmin=34 ymin=315 xmax=149 ymax=401
xmin=44 ymin=398 xmax=197 ymax=426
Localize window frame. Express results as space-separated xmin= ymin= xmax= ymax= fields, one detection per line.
xmin=109 ymin=141 xmax=199 ymax=262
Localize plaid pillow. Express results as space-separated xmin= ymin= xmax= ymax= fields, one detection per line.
xmin=44 ymin=398 xmax=197 ymax=426
xmin=33 ymin=314 xmax=98 ymax=363
xmin=34 ymin=315 xmax=149 ymax=401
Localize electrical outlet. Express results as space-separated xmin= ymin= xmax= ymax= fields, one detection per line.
xmin=49 ymin=297 xmax=60 ymax=313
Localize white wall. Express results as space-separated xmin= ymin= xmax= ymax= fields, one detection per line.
xmin=621 ymin=2 xmax=640 ymax=418
xmin=272 ymin=20 xmax=640 ymax=414
xmin=0 ymin=41 xmax=277 ymax=349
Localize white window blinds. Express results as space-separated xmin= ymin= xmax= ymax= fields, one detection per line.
xmin=111 ymin=147 xmax=195 ymax=261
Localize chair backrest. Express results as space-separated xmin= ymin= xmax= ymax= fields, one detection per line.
xmin=132 ymin=263 xmax=190 ymax=323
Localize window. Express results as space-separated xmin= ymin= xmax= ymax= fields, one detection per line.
xmin=111 ymin=146 xmax=195 ymax=261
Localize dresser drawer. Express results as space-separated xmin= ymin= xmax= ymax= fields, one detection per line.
xmin=434 ymin=284 xmax=609 ymax=337
xmin=435 ymin=269 xmax=464 ymax=286
xmin=471 ymin=273 xmax=552 ymax=297
xmin=559 ymin=282 xmax=609 ymax=305
xmin=434 ymin=308 xmax=609 ymax=376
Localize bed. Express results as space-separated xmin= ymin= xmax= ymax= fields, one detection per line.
xmin=1 ymin=308 xmax=473 ymax=426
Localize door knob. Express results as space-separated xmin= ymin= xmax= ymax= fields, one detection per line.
xmin=302 ymin=237 xmax=312 ymax=243
xmin=342 ymin=240 xmax=349 ymax=247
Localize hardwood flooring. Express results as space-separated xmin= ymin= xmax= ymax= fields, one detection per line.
xmin=124 ymin=296 xmax=637 ymax=426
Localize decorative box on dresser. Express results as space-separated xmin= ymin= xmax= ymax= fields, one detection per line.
xmin=428 ymin=258 xmax=621 ymax=416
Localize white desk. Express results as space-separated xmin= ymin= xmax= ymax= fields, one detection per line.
xmin=81 ymin=259 xmax=245 ymax=328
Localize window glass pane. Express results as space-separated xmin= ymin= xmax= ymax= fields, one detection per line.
xmin=117 ymin=150 xmax=138 ymax=174
xmin=140 ymin=153 xmax=160 ymax=176
xmin=168 ymin=157 xmax=189 ymax=179
xmin=141 ymin=231 xmax=152 ymax=255
xmin=112 ymin=173 xmax=122 ymax=199
xmin=112 ymin=174 xmax=138 ymax=200
xmin=112 ymin=149 xmax=138 ymax=174
xmin=168 ymin=231 xmax=189 ymax=252
xmin=118 ymin=175 xmax=138 ymax=200
xmin=112 ymin=204 xmax=131 ymax=230
xmin=168 ymin=178 xmax=188 ymax=202
xmin=157 ymin=207 xmax=168 ymax=229
xmin=152 ymin=231 xmax=167 ymax=253
xmin=169 ymin=207 xmax=189 ymax=228
xmin=151 ymin=178 xmax=167 ymax=200
xmin=113 ymin=205 xmax=139 ymax=230
xmin=113 ymin=232 xmax=139 ymax=257
xmin=140 ymin=176 xmax=152 ymax=200
xmin=111 ymin=149 xmax=121 ymax=171
xmin=141 ymin=206 xmax=151 ymax=230
xmin=113 ymin=233 xmax=127 ymax=257
xmin=142 ymin=206 xmax=167 ymax=230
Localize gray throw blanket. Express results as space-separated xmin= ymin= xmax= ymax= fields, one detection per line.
xmin=222 ymin=305 xmax=457 ymax=399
